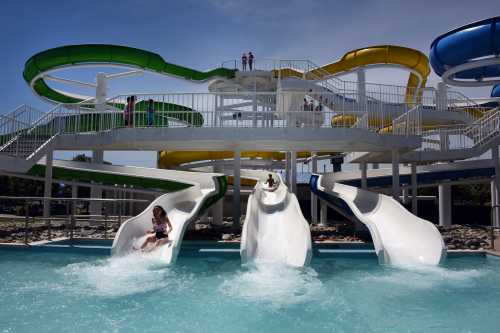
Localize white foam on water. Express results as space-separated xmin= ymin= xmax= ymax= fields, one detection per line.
xmin=220 ymin=259 xmax=323 ymax=307
xmin=361 ymin=263 xmax=487 ymax=289
xmin=58 ymin=251 xmax=183 ymax=297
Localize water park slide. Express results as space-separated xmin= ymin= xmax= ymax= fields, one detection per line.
xmin=157 ymin=150 xmax=332 ymax=169
xmin=310 ymin=174 xmax=445 ymax=266
xmin=240 ymin=170 xmax=312 ymax=267
xmin=278 ymin=45 xmax=430 ymax=104
xmin=430 ymin=16 xmax=500 ymax=85
xmin=23 ymin=44 xmax=235 ymax=104
xmin=29 ymin=159 xmax=226 ymax=264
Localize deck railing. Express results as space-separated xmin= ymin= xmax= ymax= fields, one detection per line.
xmin=0 ymin=196 xmax=150 ymax=244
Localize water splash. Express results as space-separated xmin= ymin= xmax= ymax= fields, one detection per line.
xmin=220 ymin=259 xmax=323 ymax=307
xmin=58 ymin=252 xmax=184 ymax=297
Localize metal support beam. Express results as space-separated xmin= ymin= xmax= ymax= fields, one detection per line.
xmin=411 ymin=163 xmax=418 ymax=215
xmin=290 ymin=151 xmax=297 ymax=194
xmin=360 ymin=162 xmax=367 ymax=189
xmin=43 ymin=150 xmax=53 ymax=217
xmin=491 ymin=180 xmax=498 ymax=227
xmin=89 ymin=150 xmax=104 ymax=215
xmin=438 ymin=183 xmax=452 ymax=226
xmin=437 ymin=81 xmax=448 ymax=110
xmin=285 ymin=151 xmax=290 ymax=188
xmin=211 ymin=161 xmax=224 ymax=226
xmin=357 ymin=69 xmax=366 ymax=111
xmin=492 ymin=146 xmax=500 ymax=227
xmin=320 ymin=200 xmax=328 ymax=226
xmin=232 ymin=149 xmax=241 ymax=227
xmin=311 ymin=153 xmax=318 ymax=224
xmin=391 ymin=149 xmax=400 ymax=200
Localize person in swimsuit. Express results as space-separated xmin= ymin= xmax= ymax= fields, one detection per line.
xmin=139 ymin=205 xmax=173 ymax=252
xmin=264 ymin=174 xmax=276 ymax=188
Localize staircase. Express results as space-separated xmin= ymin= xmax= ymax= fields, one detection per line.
xmin=0 ymin=104 xmax=61 ymax=173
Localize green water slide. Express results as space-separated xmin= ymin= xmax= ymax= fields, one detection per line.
xmin=23 ymin=44 xmax=237 ymax=126
xmin=28 ymin=161 xmax=228 ymax=214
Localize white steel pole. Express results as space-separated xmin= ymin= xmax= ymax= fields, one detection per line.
xmin=43 ymin=150 xmax=54 ymax=218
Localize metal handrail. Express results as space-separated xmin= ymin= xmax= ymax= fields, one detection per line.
xmin=0 ymin=196 xmax=151 ymax=244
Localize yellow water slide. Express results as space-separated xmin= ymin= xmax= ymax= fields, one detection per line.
xmin=158 ymin=151 xmax=329 ymax=169
xmin=158 ymin=46 xmax=430 ymax=169
xmin=279 ymin=45 xmax=431 ymax=104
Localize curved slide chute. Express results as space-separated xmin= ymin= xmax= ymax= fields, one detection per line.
xmin=158 ymin=150 xmax=332 ymax=169
xmin=430 ymin=16 xmax=500 ymax=86
xmin=240 ymin=171 xmax=312 ymax=267
xmin=492 ymin=85 xmax=500 ymax=98
xmin=23 ymin=44 xmax=236 ymax=125
xmin=31 ymin=159 xmax=227 ymax=265
xmin=310 ymin=174 xmax=445 ymax=266
xmin=279 ymin=45 xmax=430 ymax=104
xmin=68 ymin=165 xmax=228 ymax=265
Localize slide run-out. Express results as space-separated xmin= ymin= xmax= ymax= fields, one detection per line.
xmin=311 ymin=174 xmax=446 ymax=266
xmin=241 ymin=171 xmax=312 ymax=267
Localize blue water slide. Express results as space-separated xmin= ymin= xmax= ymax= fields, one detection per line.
xmin=430 ymin=16 xmax=500 ymax=79
xmin=492 ymin=84 xmax=500 ymax=97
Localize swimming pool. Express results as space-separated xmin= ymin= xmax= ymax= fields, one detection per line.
xmin=1 ymin=250 xmax=499 ymax=332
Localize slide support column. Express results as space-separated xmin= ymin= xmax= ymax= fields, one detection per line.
xmin=360 ymin=162 xmax=367 ymax=189
xmin=233 ymin=149 xmax=241 ymax=227
xmin=437 ymin=81 xmax=448 ymax=111
xmin=43 ymin=149 xmax=53 ymax=218
xmin=411 ymin=163 xmax=418 ymax=215
xmin=491 ymin=180 xmax=497 ymax=227
xmin=357 ymin=69 xmax=366 ymax=112
xmin=391 ymin=149 xmax=400 ymax=201
xmin=492 ymin=146 xmax=500 ymax=227
xmin=311 ymin=153 xmax=318 ymax=224
xmin=89 ymin=150 xmax=104 ymax=216
xmin=320 ymin=201 xmax=328 ymax=226
xmin=438 ymin=183 xmax=452 ymax=226
xmin=211 ymin=161 xmax=224 ymax=226
xmin=290 ymin=151 xmax=297 ymax=194
xmin=285 ymin=151 xmax=290 ymax=187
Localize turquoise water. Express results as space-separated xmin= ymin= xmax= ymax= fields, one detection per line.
xmin=1 ymin=251 xmax=500 ymax=333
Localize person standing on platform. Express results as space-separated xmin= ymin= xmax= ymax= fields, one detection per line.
xmin=248 ymin=52 xmax=254 ymax=70
xmin=147 ymin=99 xmax=155 ymax=127
xmin=241 ymin=53 xmax=248 ymax=71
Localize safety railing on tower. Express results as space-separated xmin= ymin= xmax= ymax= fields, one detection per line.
xmin=418 ymin=107 xmax=500 ymax=153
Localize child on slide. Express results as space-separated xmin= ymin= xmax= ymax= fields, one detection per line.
xmin=264 ymin=174 xmax=278 ymax=192
xmin=137 ymin=205 xmax=173 ymax=252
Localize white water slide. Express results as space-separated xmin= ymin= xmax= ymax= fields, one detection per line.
xmin=68 ymin=163 xmax=228 ymax=265
xmin=311 ymin=174 xmax=445 ymax=266
xmin=240 ymin=171 xmax=312 ymax=267
xmin=34 ymin=160 xmax=225 ymax=265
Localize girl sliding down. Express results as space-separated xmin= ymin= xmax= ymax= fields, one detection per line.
xmin=138 ymin=205 xmax=173 ymax=252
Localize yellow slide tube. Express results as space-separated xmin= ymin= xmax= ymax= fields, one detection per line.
xmin=158 ymin=151 xmax=331 ymax=169
xmin=278 ymin=45 xmax=430 ymax=104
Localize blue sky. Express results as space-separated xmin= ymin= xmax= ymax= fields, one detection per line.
xmin=1 ymin=0 xmax=499 ymax=166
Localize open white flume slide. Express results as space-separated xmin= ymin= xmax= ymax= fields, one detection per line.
xmin=310 ymin=174 xmax=446 ymax=266
xmin=110 ymin=168 xmax=226 ymax=265
xmin=241 ymin=170 xmax=312 ymax=267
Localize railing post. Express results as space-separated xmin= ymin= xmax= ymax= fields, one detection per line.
xmin=24 ymin=202 xmax=29 ymax=245
xmin=104 ymin=208 xmax=109 ymax=240
xmin=70 ymin=201 xmax=75 ymax=243
xmin=118 ymin=201 xmax=122 ymax=226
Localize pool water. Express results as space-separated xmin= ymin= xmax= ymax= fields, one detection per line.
xmin=1 ymin=251 xmax=499 ymax=333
